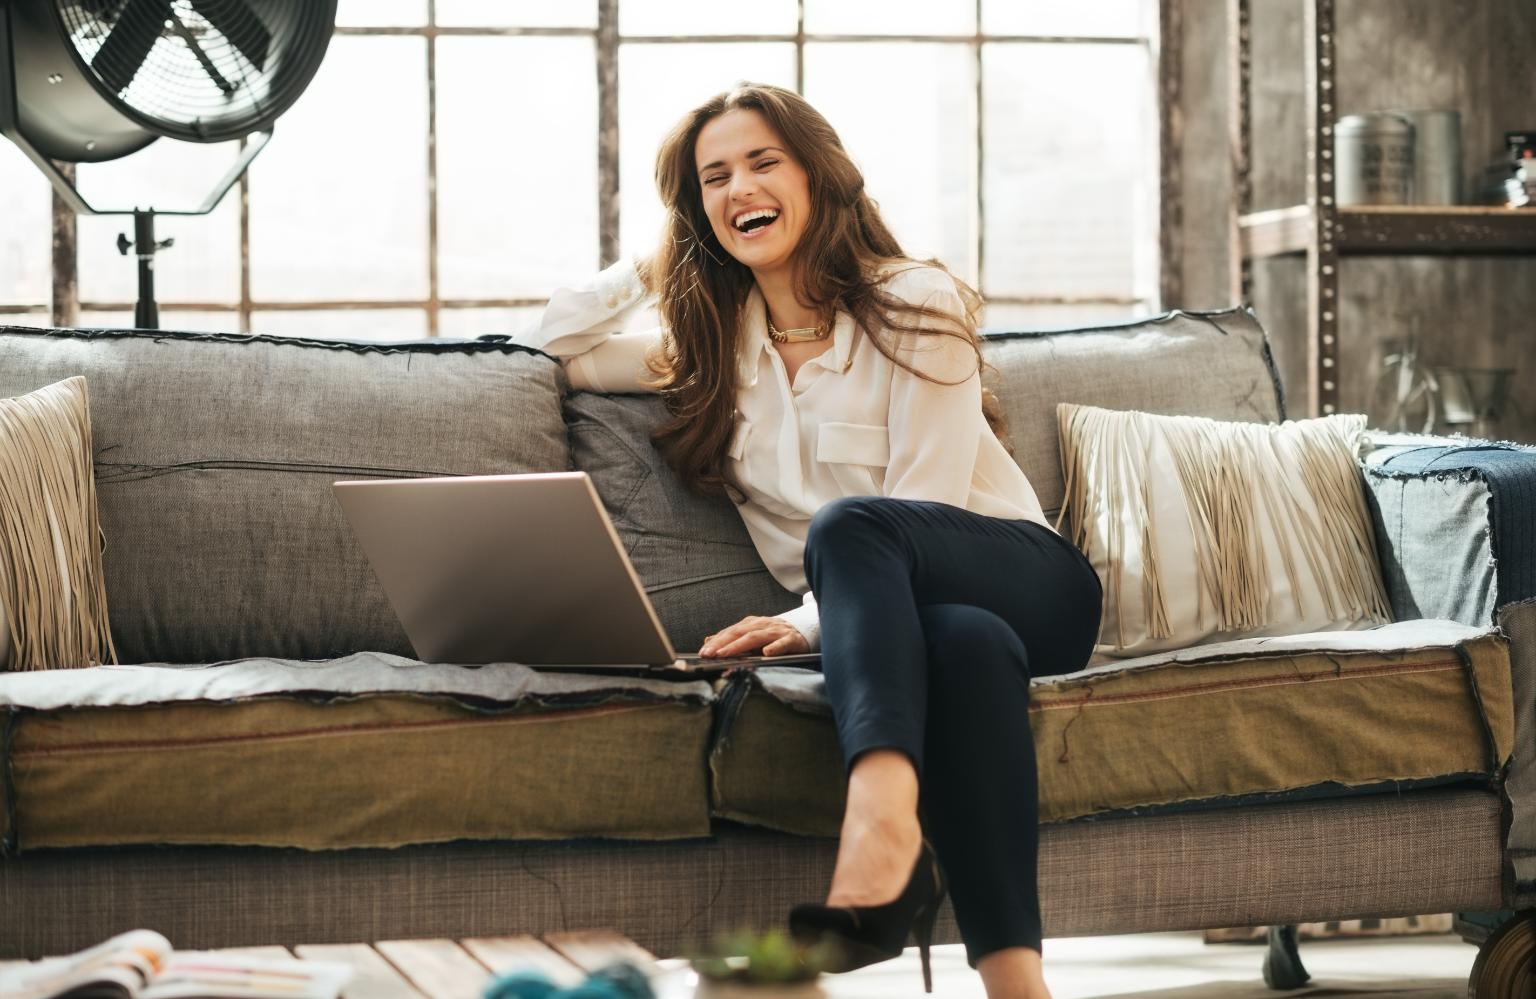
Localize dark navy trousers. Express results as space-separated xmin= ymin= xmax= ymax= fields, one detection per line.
xmin=803 ymin=496 xmax=1103 ymax=964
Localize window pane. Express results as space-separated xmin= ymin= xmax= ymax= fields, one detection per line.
xmin=805 ymin=0 xmax=973 ymax=36
xmin=436 ymin=1 xmax=596 ymax=28
xmin=621 ymin=0 xmax=796 ymax=36
xmin=982 ymin=1 xmax=1150 ymax=38
xmin=618 ymin=44 xmax=797 ymax=261
xmin=336 ymin=0 xmax=426 ymax=27
xmin=248 ymin=36 xmax=429 ymax=302
xmin=438 ymin=37 xmax=597 ymax=299
xmin=982 ymin=43 xmax=1156 ymax=299
xmin=437 ymin=306 xmax=546 ymax=339
xmin=980 ymin=302 xmax=1148 ymax=332
xmin=75 ymin=138 xmax=241 ymax=304
xmin=76 ymin=309 xmax=242 ymax=332
xmin=0 ymin=142 xmax=54 ymax=306
xmin=1 ymin=312 xmax=53 ymax=328
xmin=250 ymin=309 xmax=428 ymax=341
xmin=805 ymin=43 xmax=975 ymax=276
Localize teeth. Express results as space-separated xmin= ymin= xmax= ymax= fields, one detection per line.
xmin=733 ymin=208 xmax=780 ymax=231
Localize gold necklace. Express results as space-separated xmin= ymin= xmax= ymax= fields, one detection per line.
xmin=766 ymin=314 xmax=830 ymax=344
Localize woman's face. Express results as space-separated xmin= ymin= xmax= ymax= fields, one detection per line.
xmin=694 ymin=108 xmax=811 ymax=277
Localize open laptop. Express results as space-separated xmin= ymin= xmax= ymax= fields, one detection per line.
xmin=332 ymin=472 xmax=820 ymax=677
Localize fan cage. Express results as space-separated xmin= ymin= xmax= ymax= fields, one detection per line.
xmin=53 ymin=0 xmax=334 ymax=142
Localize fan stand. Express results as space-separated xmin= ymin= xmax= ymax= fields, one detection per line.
xmin=116 ymin=210 xmax=173 ymax=330
xmin=0 ymin=118 xmax=269 ymax=331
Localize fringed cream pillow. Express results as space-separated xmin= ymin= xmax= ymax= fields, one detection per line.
xmin=0 ymin=377 xmax=117 ymax=670
xmin=1057 ymin=403 xmax=1389 ymax=657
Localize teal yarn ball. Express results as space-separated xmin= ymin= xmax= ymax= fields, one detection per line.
xmin=482 ymin=970 xmax=557 ymax=999
xmin=481 ymin=962 xmax=653 ymax=999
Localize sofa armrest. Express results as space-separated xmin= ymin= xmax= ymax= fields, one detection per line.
xmin=1360 ymin=433 xmax=1536 ymax=627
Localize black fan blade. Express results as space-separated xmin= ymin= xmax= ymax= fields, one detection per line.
xmin=91 ymin=0 xmax=173 ymax=94
xmin=188 ymin=0 xmax=272 ymax=72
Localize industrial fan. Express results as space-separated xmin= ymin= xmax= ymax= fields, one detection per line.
xmin=0 ymin=0 xmax=337 ymax=327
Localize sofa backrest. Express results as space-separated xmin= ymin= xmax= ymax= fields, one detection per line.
xmin=0 ymin=328 xmax=570 ymax=664
xmin=0 ymin=308 xmax=1282 ymax=664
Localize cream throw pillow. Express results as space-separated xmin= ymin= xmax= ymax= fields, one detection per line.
xmin=0 ymin=377 xmax=117 ymax=671
xmin=1057 ymin=403 xmax=1390 ymax=657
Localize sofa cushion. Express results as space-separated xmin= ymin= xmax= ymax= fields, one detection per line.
xmin=981 ymin=306 xmax=1284 ymax=522
xmin=563 ymin=392 xmax=800 ymax=651
xmin=0 ymin=378 xmax=117 ymax=671
xmin=1057 ymin=405 xmax=1389 ymax=657
xmin=0 ymin=655 xmax=714 ymax=850
xmin=0 ymin=328 xmax=571 ymax=663
xmin=707 ymin=619 xmax=1513 ymax=835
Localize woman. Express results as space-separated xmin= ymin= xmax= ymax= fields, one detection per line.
xmin=523 ymin=83 xmax=1102 ymax=999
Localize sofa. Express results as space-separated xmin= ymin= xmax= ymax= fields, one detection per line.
xmin=2 ymin=309 xmax=1534 ymax=989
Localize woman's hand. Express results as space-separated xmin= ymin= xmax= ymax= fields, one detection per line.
xmin=700 ymin=615 xmax=810 ymax=657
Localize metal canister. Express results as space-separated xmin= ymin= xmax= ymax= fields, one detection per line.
xmin=1335 ymin=113 xmax=1416 ymax=205
xmin=1400 ymin=109 xmax=1462 ymax=205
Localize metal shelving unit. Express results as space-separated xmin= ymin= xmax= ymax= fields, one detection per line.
xmin=1228 ymin=0 xmax=1536 ymax=418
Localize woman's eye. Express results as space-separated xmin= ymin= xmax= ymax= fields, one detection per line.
xmin=755 ymin=159 xmax=778 ymax=170
xmin=705 ymin=176 xmax=725 ymax=185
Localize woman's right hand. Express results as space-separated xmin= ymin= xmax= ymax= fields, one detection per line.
xmin=700 ymin=615 xmax=811 ymax=658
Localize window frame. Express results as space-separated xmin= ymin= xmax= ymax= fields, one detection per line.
xmin=3 ymin=0 xmax=1181 ymax=331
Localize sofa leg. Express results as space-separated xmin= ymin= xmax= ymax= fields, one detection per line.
xmin=1261 ymin=924 xmax=1310 ymax=990
xmin=1467 ymin=910 xmax=1536 ymax=998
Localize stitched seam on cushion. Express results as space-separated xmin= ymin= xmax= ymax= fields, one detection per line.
xmin=646 ymin=567 xmax=778 ymax=591
xmin=17 ymin=702 xmax=683 ymax=755
xmin=566 ymin=422 xmax=650 ymax=521
xmin=1032 ymin=658 xmax=1461 ymax=710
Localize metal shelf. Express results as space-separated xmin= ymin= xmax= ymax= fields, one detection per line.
xmin=1228 ymin=0 xmax=1532 ymax=417
xmin=1242 ymin=205 xmax=1536 ymax=258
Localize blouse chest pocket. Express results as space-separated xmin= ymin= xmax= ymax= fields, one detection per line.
xmin=816 ymin=422 xmax=890 ymax=496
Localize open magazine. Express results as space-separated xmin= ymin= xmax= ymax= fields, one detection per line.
xmin=0 ymin=930 xmax=353 ymax=999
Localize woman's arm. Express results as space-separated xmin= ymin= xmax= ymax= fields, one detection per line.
xmin=520 ymin=257 xmax=665 ymax=394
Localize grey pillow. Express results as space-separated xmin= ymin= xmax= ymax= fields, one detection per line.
xmin=981 ymin=306 xmax=1284 ymax=521
xmin=563 ymin=392 xmax=800 ymax=651
xmin=0 ymin=328 xmax=572 ymax=663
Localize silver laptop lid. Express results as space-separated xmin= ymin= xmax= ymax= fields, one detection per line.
xmin=333 ymin=472 xmax=676 ymax=666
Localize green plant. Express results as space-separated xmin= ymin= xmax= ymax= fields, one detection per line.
xmin=689 ymin=929 xmax=834 ymax=985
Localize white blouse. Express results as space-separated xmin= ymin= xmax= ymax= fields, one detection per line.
xmin=521 ymin=257 xmax=1049 ymax=650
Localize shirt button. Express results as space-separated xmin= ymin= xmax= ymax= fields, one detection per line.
xmin=620 ymin=285 xmax=633 ymax=300
xmin=604 ymin=295 xmax=618 ymax=309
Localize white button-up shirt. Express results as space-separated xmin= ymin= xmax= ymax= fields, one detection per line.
xmin=522 ymin=258 xmax=1049 ymax=649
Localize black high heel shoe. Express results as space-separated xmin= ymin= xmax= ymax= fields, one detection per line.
xmin=788 ymin=838 xmax=948 ymax=993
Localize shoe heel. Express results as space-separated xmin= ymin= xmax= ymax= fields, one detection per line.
xmin=913 ymin=892 xmax=942 ymax=993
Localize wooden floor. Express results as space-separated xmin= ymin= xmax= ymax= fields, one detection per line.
xmin=1 ymin=931 xmax=1481 ymax=998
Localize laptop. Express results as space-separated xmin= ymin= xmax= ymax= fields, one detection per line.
xmin=332 ymin=471 xmax=820 ymax=677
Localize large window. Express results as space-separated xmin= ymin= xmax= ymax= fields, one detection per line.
xmin=0 ymin=0 xmax=1161 ymax=337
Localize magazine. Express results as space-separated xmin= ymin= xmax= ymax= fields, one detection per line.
xmin=0 ymin=930 xmax=353 ymax=999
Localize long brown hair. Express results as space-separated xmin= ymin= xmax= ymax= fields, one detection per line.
xmin=638 ymin=82 xmax=1009 ymax=499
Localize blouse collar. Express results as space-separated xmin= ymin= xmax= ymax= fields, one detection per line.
xmin=738 ymin=284 xmax=856 ymax=388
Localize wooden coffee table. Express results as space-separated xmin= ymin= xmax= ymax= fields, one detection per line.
xmin=2 ymin=932 xmax=685 ymax=999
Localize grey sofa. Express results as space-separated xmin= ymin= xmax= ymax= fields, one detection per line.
xmin=1 ymin=310 xmax=1533 ymax=990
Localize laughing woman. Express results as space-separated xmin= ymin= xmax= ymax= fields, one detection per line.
xmin=521 ymin=83 xmax=1102 ymax=999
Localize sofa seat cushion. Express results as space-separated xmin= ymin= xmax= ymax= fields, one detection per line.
xmin=0 ymin=654 xmax=714 ymax=850
xmin=708 ymin=619 xmax=1514 ymax=836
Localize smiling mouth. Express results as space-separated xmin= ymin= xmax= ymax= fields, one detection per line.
xmin=732 ymin=208 xmax=780 ymax=238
